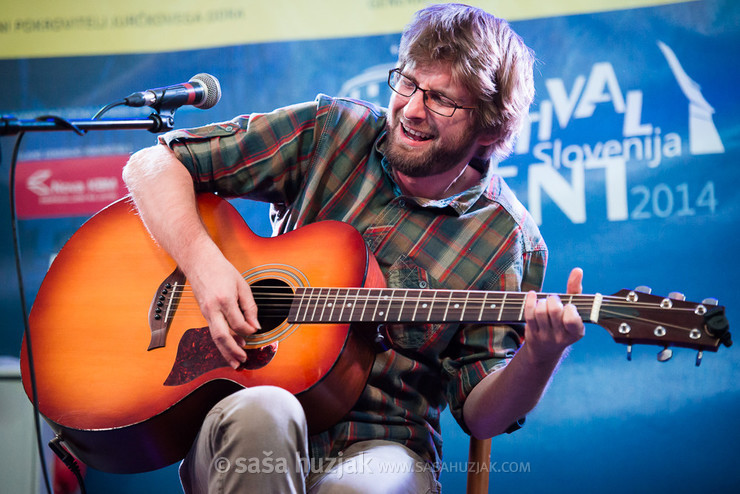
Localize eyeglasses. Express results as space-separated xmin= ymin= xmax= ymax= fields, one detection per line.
xmin=387 ymin=68 xmax=476 ymax=117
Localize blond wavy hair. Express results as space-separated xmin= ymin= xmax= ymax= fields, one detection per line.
xmin=397 ymin=3 xmax=535 ymax=161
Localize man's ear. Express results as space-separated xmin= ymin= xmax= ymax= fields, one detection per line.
xmin=474 ymin=130 xmax=502 ymax=160
xmin=475 ymin=130 xmax=500 ymax=147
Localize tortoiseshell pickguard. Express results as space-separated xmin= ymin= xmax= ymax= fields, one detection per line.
xmin=164 ymin=327 xmax=278 ymax=386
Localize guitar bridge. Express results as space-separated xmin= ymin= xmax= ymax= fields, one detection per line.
xmin=147 ymin=267 xmax=186 ymax=350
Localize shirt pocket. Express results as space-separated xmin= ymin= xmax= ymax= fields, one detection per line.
xmin=384 ymin=254 xmax=445 ymax=351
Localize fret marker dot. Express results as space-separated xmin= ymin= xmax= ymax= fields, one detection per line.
xmin=454 ymin=303 xmax=460 ymax=309
xmin=422 ymin=303 xmax=428 ymax=308
xmin=379 ymin=311 xmax=385 ymax=316
xmin=347 ymin=303 xmax=352 ymax=307
xmin=328 ymin=303 xmax=333 ymax=307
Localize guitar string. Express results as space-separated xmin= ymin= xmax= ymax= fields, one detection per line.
xmin=164 ymin=285 xmax=706 ymax=311
xmin=164 ymin=299 xmax=706 ymax=315
xmin=163 ymin=287 xmax=706 ymax=312
xmin=159 ymin=287 xmax=708 ymax=333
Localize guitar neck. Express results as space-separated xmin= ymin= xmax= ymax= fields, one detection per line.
xmin=286 ymin=286 xmax=731 ymax=354
xmin=288 ymin=287 xmax=602 ymax=325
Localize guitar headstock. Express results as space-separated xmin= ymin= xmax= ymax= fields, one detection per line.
xmin=597 ymin=287 xmax=731 ymax=366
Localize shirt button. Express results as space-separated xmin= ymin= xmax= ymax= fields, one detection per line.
xmin=419 ymin=280 xmax=428 ymax=288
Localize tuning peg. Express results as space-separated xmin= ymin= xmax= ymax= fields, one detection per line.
xmin=634 ymin=285 xmax=652 ymax=294
xmin=695 ymin=350 xmax=703 ymax=367
xmin=702 ymin=298 xmax=719 ymax=306
xmin=626 ymin=344 xmax=632 ymax=361
xmin=668 ymin=292 xmax=685 ymax=301
xmin=657 ymin=347 xmax=673 ymax=362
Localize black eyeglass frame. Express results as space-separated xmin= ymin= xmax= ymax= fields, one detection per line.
xmin=387 ymin=68 xmax=477 ymax=117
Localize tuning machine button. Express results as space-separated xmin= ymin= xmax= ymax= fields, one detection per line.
xmin=657 ymin=347 xmax=673 ymax=362
xmin=695 ymin=350 xmax=704 ymax=367
xmin=668 ymin=292 xmax=685 ymax=301
xmin=634 ymin=286 xmax=652 ymax=294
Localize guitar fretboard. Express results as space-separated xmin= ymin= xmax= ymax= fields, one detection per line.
xmin=287 ymin=287 xmax=602 ymax=324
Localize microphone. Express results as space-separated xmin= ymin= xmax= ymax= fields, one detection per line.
xmin=123 ymin=73 xmax=221 ymax=110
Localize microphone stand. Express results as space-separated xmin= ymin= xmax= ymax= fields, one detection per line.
xmin=0 ymin=106 xmax=177 ymax=494
xmin=0 ymin=109 xmax=175 ymax=135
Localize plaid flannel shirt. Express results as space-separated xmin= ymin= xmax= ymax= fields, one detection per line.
xmin=160 ymin=94 xmax=547 ymax=471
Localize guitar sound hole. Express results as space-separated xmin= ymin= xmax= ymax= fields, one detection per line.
xmin=251 ymin=279 xmax=294 ymax=333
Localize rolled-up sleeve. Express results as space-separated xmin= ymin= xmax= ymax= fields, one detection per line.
xmin=441 ymin=246 xmax=546 ymax=434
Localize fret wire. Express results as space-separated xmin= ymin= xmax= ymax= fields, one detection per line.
xmin=360 ymin=288 xmax=370 ymax=322
xmin=305 ymin=287 xmax=316 ymax=321
xmin=517 ymin=293 xmax=526 ymax=320
xmin=412 ymin=288 xmax=422 ymax=321
xmin=341 ymin=288 xmax=350 ymax=321
xmin=309 ymin=288 xmax=318 ymax=321
xmin=308 ymin=288 xmax=318 ymax=321
xmin=330 ymin=289 xmax=341 ymax=322
xmin=498 ymin=292 xmax=507 ymax=321
xmin=397 ymin=289 xmax=408 ymax=322
xmin=371 ymin=288 xmax=383 ymax=321
xmin=296 ymin=287 xmax=307 ymax=321
xmin=427 ymin=290 xmax=437 ymax=321
xmin=344 ymin=288 xmax=355 ymax=320
xmin=441 ymin=291 xmax=451 ymax=321
xmin=477 ymin=292 xmax=487 ymax=321
xmin=351 ymin=288 xmax=361 ymax=321
xmin=318 ymin=288 xmax=329 ymax=322
xmin=295 ymin=287 xmax=303 ymax=320
xmin=460 ymin=291 xmax=471 ymax=321
xmin=336 ymin=288 xmax=347 ymax=321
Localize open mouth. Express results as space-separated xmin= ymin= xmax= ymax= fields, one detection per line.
xmin=402 ymin=123 xmax=433 ymax=142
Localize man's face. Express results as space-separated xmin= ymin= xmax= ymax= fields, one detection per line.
xmin=385 ymin=63 xmax=483 ymax=178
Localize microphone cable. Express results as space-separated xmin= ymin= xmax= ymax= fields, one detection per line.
xmin=92 ymin=100 xmax=126 ymax=120
xmin=6 ymin=128 xmax=54 ymax=494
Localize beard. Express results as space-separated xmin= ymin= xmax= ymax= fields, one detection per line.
xmin=383 ymin=118 xmax=480 ymax=178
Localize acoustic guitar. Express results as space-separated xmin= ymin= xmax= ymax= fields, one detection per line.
xmin=20 ymin=194 xmax=731 ymax=474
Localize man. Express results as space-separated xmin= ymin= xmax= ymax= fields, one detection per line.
xmin=123 ymin=3 xmax=584 ymax=493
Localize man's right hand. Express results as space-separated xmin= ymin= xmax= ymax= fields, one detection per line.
xmin=123 ymin=144 xmax=260 ymax=369
xmin=185 ymin=252 xmax=261 ymax=369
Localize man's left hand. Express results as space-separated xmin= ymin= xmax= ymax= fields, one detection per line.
xmin=522 ymin=267 xmax=585 ymax=363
